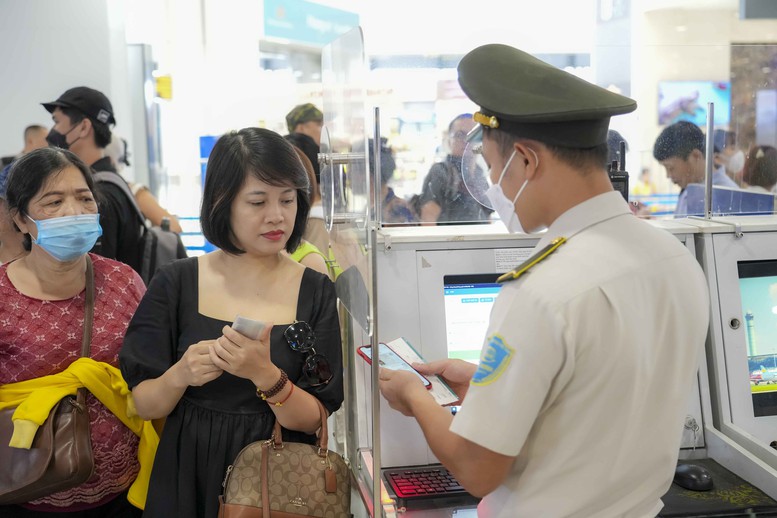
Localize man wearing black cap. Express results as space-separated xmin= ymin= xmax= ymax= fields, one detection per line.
xmin=379 ymin=44 xmax=710 ymax=516
xmin=43 ymin=86 xmax=144 ymax=274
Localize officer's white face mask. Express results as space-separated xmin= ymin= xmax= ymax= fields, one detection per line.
xmin=484 ymin=149 xmax=530 ymax=233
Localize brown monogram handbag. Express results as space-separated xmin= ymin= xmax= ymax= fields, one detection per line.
xmin=218 ymin=399 xmax=351 ymax=518
xmin=0 ymin=256 xmax=96 ymax=504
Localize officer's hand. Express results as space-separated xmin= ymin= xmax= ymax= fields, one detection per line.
xmin=414 ymin=359 xmax=476 ymax=403
xmin=378 ymin=368 xmax=430 ymax=417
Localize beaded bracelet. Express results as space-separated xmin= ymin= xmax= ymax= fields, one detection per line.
xmin=257 ymin=369 xmax=288 ymax=401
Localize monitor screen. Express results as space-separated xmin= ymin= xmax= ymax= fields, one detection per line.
xmin=443 ymin=274 xmax=502 ymax=364
xmin=658 ymin=80 xmax=731 ymax=126
xmin=738 ymin=260 xmax=777 ymax=417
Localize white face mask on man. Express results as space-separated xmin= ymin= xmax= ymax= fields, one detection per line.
xmin=484 ymin=149 xmax=535 ymax=233
xmin=726 ymin=149 xmax=745 ymax=176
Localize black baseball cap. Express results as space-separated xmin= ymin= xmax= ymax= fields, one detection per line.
xmin=42 ymin=86 xmax=116 ymax=126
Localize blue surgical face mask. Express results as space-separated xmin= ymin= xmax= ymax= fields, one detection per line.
xmin=27 ymin=213 xmax=102 ymax=262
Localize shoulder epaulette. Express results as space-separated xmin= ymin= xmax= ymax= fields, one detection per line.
xmin=497 ymin=237 xmax=567 ymax=283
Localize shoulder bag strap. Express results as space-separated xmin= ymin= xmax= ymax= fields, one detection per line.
xmin=261 ymin=441 xmax=271 ymax=516
xmin=76 ymin=255 xmax=95 ymax=407
xmin=92 ymin=171 xmax=148 ymax=228
xmin=82 ymin=254 xmax=94 ymax=358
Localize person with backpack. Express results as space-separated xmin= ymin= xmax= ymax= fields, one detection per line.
xmin=42 ymin=86 xmax=146 ymax=276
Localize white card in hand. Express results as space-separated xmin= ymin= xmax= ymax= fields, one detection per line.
xmin=231 ymin=316 xmax=266 ymax=340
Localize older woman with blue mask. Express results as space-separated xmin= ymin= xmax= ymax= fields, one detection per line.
xmin=0 ymin=147 xmax=146 ymax=517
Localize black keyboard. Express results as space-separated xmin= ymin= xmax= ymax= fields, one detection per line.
xmin=383 ymin=464 xmax=478 ymax=508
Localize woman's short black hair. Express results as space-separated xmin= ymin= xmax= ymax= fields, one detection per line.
xmin=743 ymin=145 xmax=777 ymax=190
xmin=6 ymin=147 xmax=96 ymax=250
xmin=200 ymin=127 xmax=310 ymax=255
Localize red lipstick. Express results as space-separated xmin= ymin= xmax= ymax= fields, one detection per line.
xmin=263 ymin=230 xmax=284 ymax=241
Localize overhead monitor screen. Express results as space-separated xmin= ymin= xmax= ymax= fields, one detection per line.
xmin=738 ymin=260 xmax=777 ymax=417
xmin=443 ymin=274 xmax=502 ymax=364
xmin=658 ymin=80 xmax=731 ymax=126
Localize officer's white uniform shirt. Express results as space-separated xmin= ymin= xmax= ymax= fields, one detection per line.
xmin=450 ymin=191 xmax=710 ymax=518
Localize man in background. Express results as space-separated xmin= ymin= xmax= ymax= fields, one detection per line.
xmin=653 ymin=120 xmax=738 ymax=216
xmin=285 ymin=103 xmax=323 ymax=184
xmin=43 ymin=86 xmax=145 ymax=274
xmin=0 ymin=166 xmax=25 ymax=264
xmin=0 ymin=125 xmax=48 ymax=167
xmin=417 ymin=114 xmax=492 ymax=225
xmin=713 ymin=128 xmax=746 ymax=185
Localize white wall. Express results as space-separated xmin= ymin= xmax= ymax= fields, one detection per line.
xmin=0 ymin=0 xmax=134 ymax=165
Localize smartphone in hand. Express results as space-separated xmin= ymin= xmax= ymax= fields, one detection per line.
xmin=358 ymin=343 xmax=432 ymax=389
xmin=231 ymin=316 xmax=267 ymax=340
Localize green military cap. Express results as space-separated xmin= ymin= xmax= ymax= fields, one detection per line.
xmin=458 ymin=44 xmax=637 ymax=148
xmin=285 ymin=103 xmax=323 ymax=133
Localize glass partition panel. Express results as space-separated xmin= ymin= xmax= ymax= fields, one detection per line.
xmin=364 ymin=43 xmax=777 ymax=222
xmin=631 ymin=43 xmax=777 ymax=219
xmin=322 ymin=27 xmax=393 ymax=518
xmin=321 ymin=27 xmax=372 ymax=334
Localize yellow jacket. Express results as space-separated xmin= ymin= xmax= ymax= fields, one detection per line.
xmin=0 ymin=357 xmax=158 ymax=509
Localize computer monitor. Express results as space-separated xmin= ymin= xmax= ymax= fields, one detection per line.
xmin=443 ymin=274 xmax=502 ymax=364
xmin=704 ymin=227 xmax=777 ymax=444
xmin=738 ymin=260 xmax=777 ymax=417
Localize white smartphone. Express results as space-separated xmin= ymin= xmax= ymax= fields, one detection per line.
xmin=358 ymin=343 xmax=432 ymax=389
xmin=231 ymin=316 xmax=267 ymax=340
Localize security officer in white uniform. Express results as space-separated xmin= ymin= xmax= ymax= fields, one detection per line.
xmin=378 ymin=44 xmax=710 ymax=518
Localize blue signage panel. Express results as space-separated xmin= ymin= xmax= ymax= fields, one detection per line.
xmin=264 ymin=0 xmax=359 ymax=47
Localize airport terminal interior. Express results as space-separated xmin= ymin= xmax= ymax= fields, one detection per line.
xmin=5 ymin=0 xmax=777 ymax=516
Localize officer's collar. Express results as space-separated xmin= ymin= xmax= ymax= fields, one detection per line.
xmin=534 ymin=191 xmax=631 ymax=251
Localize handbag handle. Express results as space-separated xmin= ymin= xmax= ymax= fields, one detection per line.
xmin=271 ymin=398 xmax=329 ymax=453
xmin=263 ymin=399 xmax=336 ymax=515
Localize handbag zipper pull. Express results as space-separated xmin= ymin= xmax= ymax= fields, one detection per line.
xmin=68 ymin=398 xmax=86 ymax=413
xmin=222 ymin=465 xmax=233 ymax=489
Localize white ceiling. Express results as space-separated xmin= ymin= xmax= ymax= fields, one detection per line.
xmin=317 ymin=0 xmax=744 ymax=55
xmin=641 ymin=0 xmax=738 ymax=11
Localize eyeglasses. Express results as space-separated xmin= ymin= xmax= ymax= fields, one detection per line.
xmin=283 ymin=321 xmax=333 ymax=386
xmin=450 ymin=130 xmax=469 ymax=141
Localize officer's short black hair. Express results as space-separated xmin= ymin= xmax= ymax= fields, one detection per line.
xmin=484 ymin=126 xmax=609 ymax=172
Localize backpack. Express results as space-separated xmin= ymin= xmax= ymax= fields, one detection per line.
xmin=93 ymin=171 xmax=187 ymax=285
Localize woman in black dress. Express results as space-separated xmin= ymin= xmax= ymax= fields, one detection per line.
xmin=119 ymin=128 xmax=343 ymax=518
